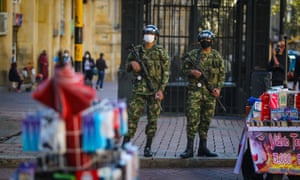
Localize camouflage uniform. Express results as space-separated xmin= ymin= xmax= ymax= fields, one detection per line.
xmin=126 ymin=44 xmax=170 ymax=139
xmin=182 ymin=48 xmax=225 ymax=140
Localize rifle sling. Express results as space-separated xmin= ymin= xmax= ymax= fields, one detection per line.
xmin=138 ymin=46 xmax=155 ymax=92
xmin=194 ymin=49 xmax=212 ymax=92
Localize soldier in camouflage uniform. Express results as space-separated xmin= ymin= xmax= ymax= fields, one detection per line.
xmin=122 ymin=25 xmax=170 ymax=157
xmin=180 ymin=30 xmax=225 ymax=158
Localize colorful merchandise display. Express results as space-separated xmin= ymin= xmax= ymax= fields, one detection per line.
xmin=234 ymin=87 xmax=300 ymax=176
xmin=12 ymin=99 xmax=138 ymax=180
xmin=11 ymin=64 xmax=138 ymax=180
xmin=247 ymin=88 xmax=300 ymax=126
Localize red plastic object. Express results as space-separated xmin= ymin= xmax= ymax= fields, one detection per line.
xmin=32 ymin=64 xmax=96 ymax=167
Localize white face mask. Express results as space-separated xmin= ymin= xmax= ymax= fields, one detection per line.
xmin=85 ymin=54 xmax=90 ymax=58
xmin=143 ymin=34 xmax=155 ymax=43
xmin=64 ymin=53 xmax=69 ymax=57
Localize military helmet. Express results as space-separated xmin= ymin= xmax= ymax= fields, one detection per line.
xmin=143 ymin=24 xmax=159 ymax=36
xmin=197 ymin=30 xmax=215 ymax=41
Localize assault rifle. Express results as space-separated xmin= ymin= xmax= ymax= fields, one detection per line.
xmin=129 ymin=44 xmax=162 ymax=110
xmin=129 ymin=44 xmax=155 ymax=93
xmin=191 ymin=51 xmax=227 ymax=112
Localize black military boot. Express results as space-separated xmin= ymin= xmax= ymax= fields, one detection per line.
xmin=121 ymin=136 xmax=131 ymax=148
xmin=197 ymin=139 xmax=218 ymax=157
xmin=180 ymin=138 xmax=194 ymax=159
xmin=144 ymin=137 xmax=153 ymax=157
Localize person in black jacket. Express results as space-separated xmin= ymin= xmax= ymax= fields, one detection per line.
xmin=268 ymin=40 xmax=288 ymax=87
xmin=9 ymin=62 xmax=23 ymax=92
xmin=95 ymin=53 xmax=108 ymax=90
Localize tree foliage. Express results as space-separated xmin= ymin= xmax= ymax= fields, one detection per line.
xmin=272 ymin=0 xmax=300 ymax=38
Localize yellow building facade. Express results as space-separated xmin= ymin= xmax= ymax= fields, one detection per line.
xmin=0 ymin=0 xmax=121 ymax=87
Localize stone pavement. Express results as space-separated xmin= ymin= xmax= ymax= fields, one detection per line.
xmin=0 ymin=80 xmax=245 ymax=171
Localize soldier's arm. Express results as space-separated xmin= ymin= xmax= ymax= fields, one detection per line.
xmin=216 ymin=53 xmax=225 ymax=90
xmin=126 ymin=47 xmax=138 ymax=72
xmin=182 ymin=54 xmax=194 ymax=77
xmin=159 ymin=50 xmax=170 ymax=92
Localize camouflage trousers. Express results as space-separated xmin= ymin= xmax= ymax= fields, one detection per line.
xmin=185 ymin=89 xmax=216 ymax=140
xmin=127 ymin=93 xmax=161 ymax=138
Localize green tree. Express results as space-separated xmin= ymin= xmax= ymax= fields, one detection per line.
xmin=272 ymin=0 xmax=300 ymax=39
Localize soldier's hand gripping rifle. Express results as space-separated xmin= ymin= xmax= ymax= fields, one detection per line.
xmin=129 ymin=44 xmax=162 ymax=110
xmin=191 ymin=51 xmax=226 ymax=112
xmin=197 ymin=68 xmax=227 ymax=112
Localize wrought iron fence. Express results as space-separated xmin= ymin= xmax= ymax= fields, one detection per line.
xmin=143 ymin=0 xmax=237 ymax=115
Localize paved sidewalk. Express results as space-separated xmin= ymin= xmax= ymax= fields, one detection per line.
xmin=0 ymin=80 xmax=245 ymax=170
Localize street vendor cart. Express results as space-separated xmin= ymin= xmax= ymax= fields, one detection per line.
xmin=234 ymin=87 xmax=300 ymax=180
xmin=11 ymin=54 xmax=138 ymax=180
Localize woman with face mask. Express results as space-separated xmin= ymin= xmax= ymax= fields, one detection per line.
xmin=122 ymin=25 xmax=170 ymax=157
xmin=82 ymin=51 xmax=95 ymax=87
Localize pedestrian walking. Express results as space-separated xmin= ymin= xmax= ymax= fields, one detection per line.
xmin=63 ymin=49 xmax=74 ymax=67
xmin=38 ymin=50 xmax=49 ymax=80
xmin=95 ymin=53 xmax=108 ymax=90
xmin=82 ymin=51 xmax=95 ymax=87
xmin=180 ymin=30 xmax=225 ymax=158
xmin=122 ymin=24 xmax=170 ymax=157
xmin=8 ymin=62 xmax=23 ymax=93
